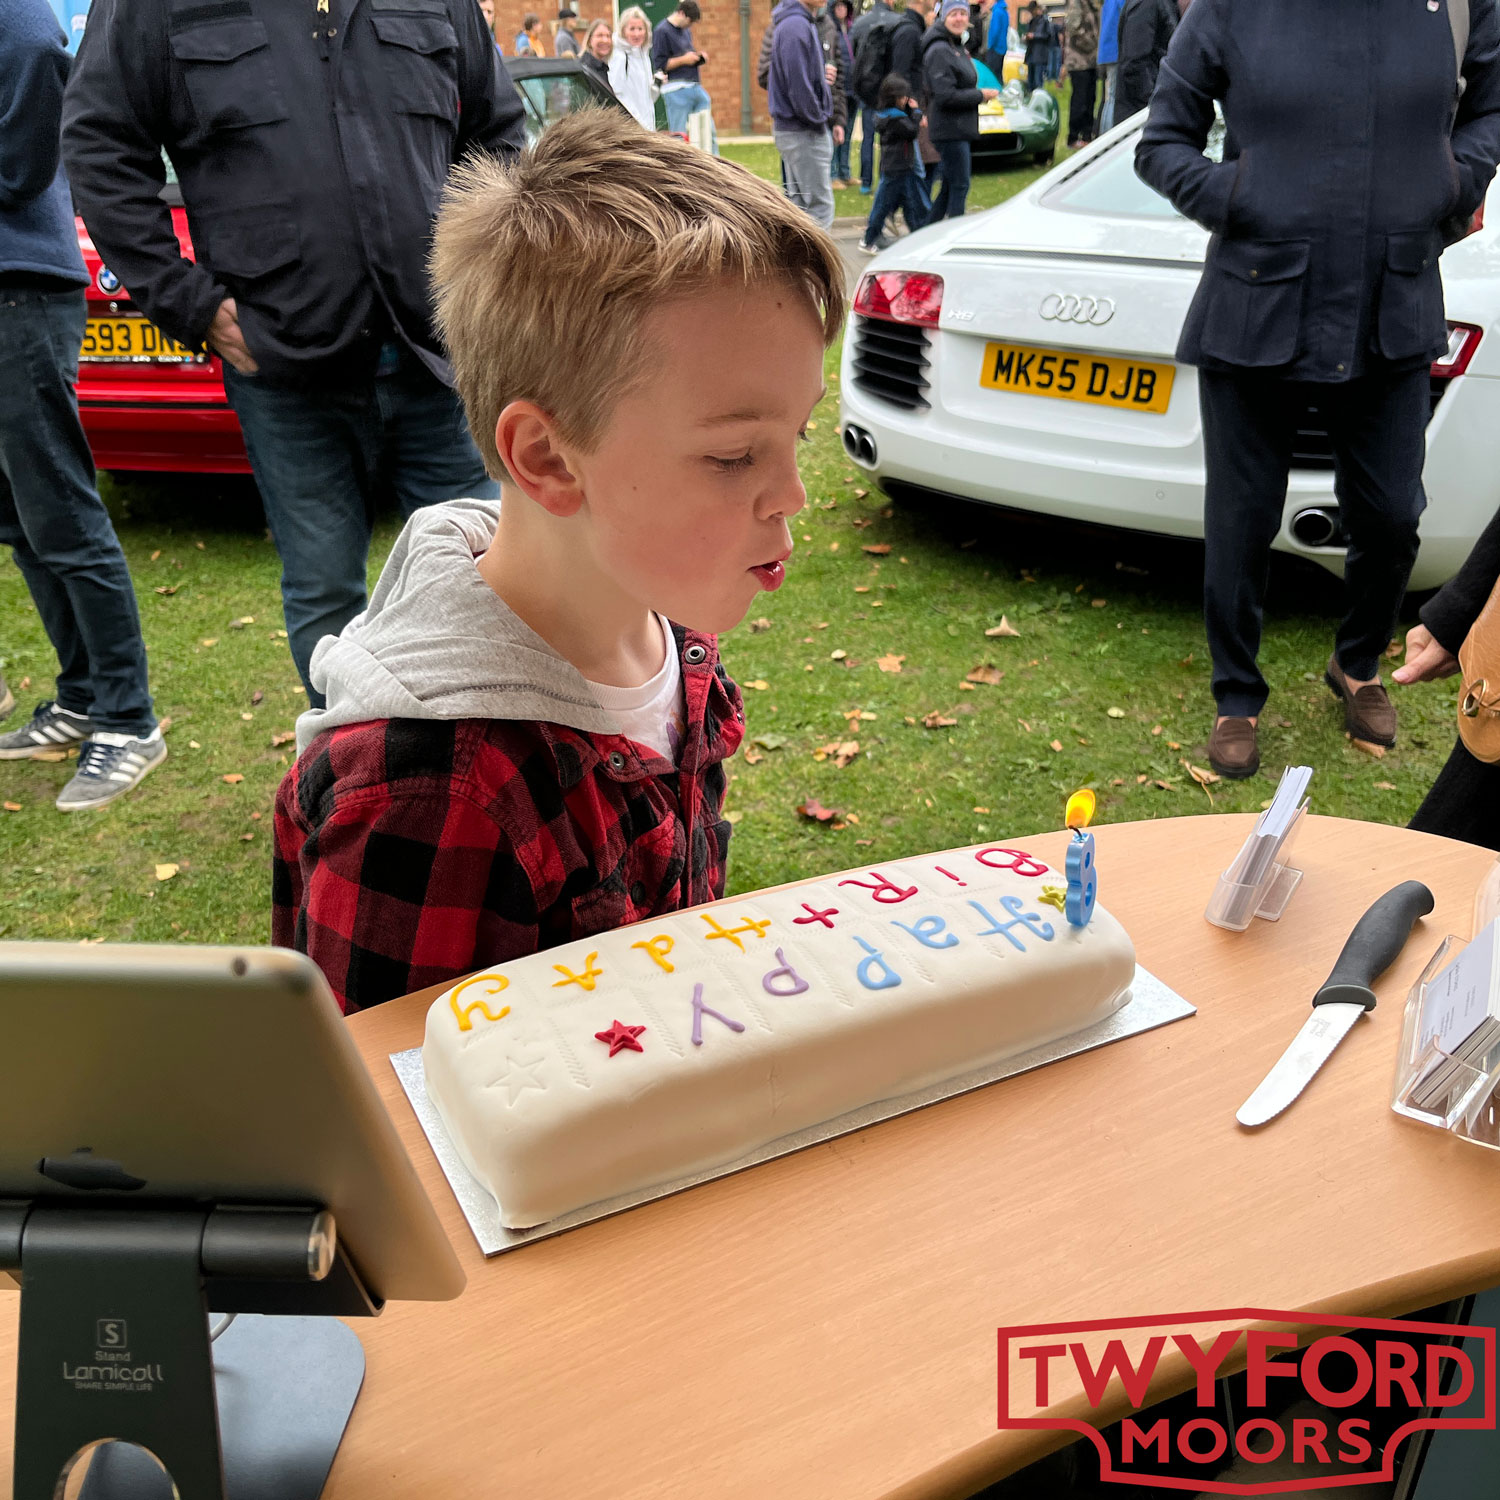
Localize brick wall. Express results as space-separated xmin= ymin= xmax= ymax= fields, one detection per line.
xmin=490 ymin=1 xmax=777 ymax=135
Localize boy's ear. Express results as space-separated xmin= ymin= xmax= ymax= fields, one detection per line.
xmin=494 ymin=401 xmax=584 ymax=518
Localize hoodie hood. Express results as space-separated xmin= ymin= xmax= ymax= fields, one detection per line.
xmin=295 ymin=499 xmax=623 ymax=753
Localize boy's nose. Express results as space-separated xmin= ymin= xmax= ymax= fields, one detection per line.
xmin=764 ymin=473 xmax=806 ymax=522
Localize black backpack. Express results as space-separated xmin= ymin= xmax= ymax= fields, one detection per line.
xmin=851 ymin=10 xmax=902 ymax=105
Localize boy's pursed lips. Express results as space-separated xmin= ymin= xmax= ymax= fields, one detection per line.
xmin=749 ymin=546 xmax=793 ymax=591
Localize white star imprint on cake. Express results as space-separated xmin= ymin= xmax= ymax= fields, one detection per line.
xmin=485 ymin=1052 xmax=548 ymax=1106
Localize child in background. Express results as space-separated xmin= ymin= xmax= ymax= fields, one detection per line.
xmin=859 ymin=74 xmax=928 ymax=254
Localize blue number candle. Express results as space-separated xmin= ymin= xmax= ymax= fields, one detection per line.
xmin=1063 ymin=789 xmax=1097 ymax=928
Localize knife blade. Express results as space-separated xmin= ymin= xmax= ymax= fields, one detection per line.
xmin=1236 ymin=880 xmax=1435 ymax=1127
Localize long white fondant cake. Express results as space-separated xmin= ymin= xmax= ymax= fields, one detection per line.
xmin=421 ymin=843 xmax=1135 ymax=1228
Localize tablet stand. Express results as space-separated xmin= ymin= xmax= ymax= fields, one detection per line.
xmin=2 ymin=1199 xmax=379 ymax=1500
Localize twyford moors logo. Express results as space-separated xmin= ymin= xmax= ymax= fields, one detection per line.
xmin=998 ymin=1307 xmax=1496 ymax=1492
xmin=1039 ymin=293 xmax=1115 ymax=326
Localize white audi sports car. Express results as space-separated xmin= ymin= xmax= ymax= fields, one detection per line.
xmin=839 ymin=116 xmax=1498 ymax=590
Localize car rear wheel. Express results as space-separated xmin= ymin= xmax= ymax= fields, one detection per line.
xmin=1033 ymin=147 xmax=1055 ymax=165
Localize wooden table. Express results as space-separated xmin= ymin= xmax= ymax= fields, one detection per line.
xmin=4 ymin=815 xmax=1499 ymax=1499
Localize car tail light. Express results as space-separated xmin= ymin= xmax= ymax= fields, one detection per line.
xmin=1432 ymin=322 xmax=1482 ymax=379
xmin=852 ymin=271 xmax=944 ymax=328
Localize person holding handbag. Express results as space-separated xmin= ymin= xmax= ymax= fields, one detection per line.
xmin=1395 ymin=503 xmax=1500 ymax=850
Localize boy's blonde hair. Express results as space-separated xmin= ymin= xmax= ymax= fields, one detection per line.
xmin=430 ymin=111 xmax=847 ymax=478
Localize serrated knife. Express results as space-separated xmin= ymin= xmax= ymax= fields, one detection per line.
xmin=1236 ymin=880 xmax=1435 ymax=1127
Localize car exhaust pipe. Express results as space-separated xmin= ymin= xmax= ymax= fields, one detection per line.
xmin=842 ymin=425 xmax=878 ymax=468
xmin=1290 ymin=506 xmax=1342 ymax=548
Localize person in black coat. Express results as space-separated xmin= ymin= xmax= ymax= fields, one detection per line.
xmin=1135 ymin=0 xmax=1500 ymax=781
xmin=1396 ymin=503 xmax=1500 ymax=850
xmin=1113 ymin=0 xmax=1180 ymax=121
xmin=923 ymin=0 xmax=999 ymax=219
xmin=889 ymin=0 xmax=937 ymax=100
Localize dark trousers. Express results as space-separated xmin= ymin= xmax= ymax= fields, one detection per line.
xmin=1198 ymin=365 xmax=1429 ymax=718
xmin=224 ymin=348 xmax=496 ymax=705
xmin=930 ymin=138 xmax=972 ymax=220
xmin=1410 ymin=737 xmax=1500 ymax=850
xmin=865 ymin=167 xmax=930 ymax=241
xmin=0 ymin=287 xmax=154 ymax=734
xmin=1027 ymin=59 xmax=1045 ymax=90
xmin=832 ymin=95 xmax=858 ymax=179
xmin=858 ymin=103 xmax=878 ymax=188
xmin=1067 ymin=65 xmax=1098 ymax=141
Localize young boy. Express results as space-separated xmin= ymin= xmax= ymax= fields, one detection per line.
xmin=859 ymin=73 xmax=929 ymax=254
xmin=272 ymin=113 xmax=845 ymax=1013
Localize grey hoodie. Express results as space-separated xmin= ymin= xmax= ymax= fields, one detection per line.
xmin=296 ymin=499 xmax=625 ymax=754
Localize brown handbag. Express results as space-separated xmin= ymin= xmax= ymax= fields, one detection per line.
xmin=1458 ymin=577 xmax=1500 ymax=763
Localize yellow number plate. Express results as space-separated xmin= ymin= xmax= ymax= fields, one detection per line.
xmin=978 ymin=113 xmax=1011 ymax=133
xmin=82 ymin=315 xmax=197 ymax=362
xmin=979 ymin=341 xmax=1174 ymax=414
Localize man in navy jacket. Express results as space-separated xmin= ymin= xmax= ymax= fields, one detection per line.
xmin=61 ymin=0 xmax=526 ymax=702
xmin=0 ymin=0 xmax=163 ymax=810
xmin=1137 ymin=0 xmax=1500 ymax=778
xmin=768 ymin=0 xmax=844 ymax=228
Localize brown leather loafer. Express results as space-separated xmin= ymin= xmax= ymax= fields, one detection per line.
xmin=1325 ymin=655 xmax=1397 ymax=746
xmin=1208 ymin=716 xmax=1260 ymax=779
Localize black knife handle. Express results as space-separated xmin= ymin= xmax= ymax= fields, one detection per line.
xmin=1312 ymin=880 xmax=1435 ymax=1011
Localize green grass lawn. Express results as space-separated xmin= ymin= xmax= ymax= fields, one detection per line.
xmin=0 ymin=111 xmax=1461 ymax=942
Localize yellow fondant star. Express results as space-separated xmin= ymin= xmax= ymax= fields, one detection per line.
xmin=1037 ymin=885 xmax=1068 ymax=913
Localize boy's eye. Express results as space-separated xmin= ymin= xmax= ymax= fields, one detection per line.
xmin=708 ymin=432 xmax=811 ymax=473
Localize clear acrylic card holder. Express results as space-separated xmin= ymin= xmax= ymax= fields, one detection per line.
xmin=1205 ymin=803 xmax=1307 ymax=932
xmin=1391 ymin=934 xmax=1500 ymax=1151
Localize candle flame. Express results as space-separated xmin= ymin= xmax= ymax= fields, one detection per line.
xmin=1065 ymin=789 xmax=1095 ymax=831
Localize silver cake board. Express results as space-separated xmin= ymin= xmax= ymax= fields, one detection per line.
xmin=390 ymin=963 xmax=1194 ymax=1256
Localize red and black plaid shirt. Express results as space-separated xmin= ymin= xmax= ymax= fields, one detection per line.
xmin=272 ymin=627 xmax=745 ymax=1013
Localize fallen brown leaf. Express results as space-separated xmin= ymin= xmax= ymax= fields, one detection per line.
xmin=958 ymin=681 xmax=977 ymax=691
xmin=1049 ymin=739 xmax=1063 ymax=752
xmin=154 ymin=585 xmax=178 ymax=596
xmin=157 ymin=716 xmax=172 ymax=735
xmin=1154 ymin=780 xmax=1176 ymax=791
xmin=150 ymin=549 xmax=162 ymax=561
xmin=796 ymin=797 xmax=842 ymax=823
xmin=1136 ymin=774 xmax=1150 ymax=783
xmin=876 ymin=653 xmax=905 ymax=673
xmin=251 ymin=690 xmax=264 ymax=705
xmin=1091 ymin=598 xmax=1108 ymax=609
xmin=201 ymin=638 xmax=218 ymax=648
xmin=1 ymin=802 xmax=20 ymax=813
xmin=1111 ymin=778 xmax=1125 ymax=786
xmin=229 ymin=615 xmax=255 ymax=629
xmin=32 ymin=749 xmax=69 ymax=763
xmin=1350 ymin=737 xmax=1387 ymax=758
xmin=250 ymin=811 xmax=262 ymax=821
xmin=222 ymin=773 xmax=245 ymax=784
xmin=1375 ymin=780 xmax=1397 ymax=790
xmin=240 ymin=832 xmax=255 ymax=841
xmin=271 ymin=730 xmax=296 ymax=747
xmin=843 ymin=708 xmax=877 ymax=722
xmin=240 ymin=711 xmax=254 ymax=721
xmin=1182 ymin=759 xmax=1221 ymax=787
xmin=973 ymin=805 xmax=990 ymax=813
xmin=965 ymin=663 xmax=1004 ymax=685
xmin=744 ymin=679 xmax=770 ymax=690
xmin=18 ymin=676 xmax=28 ymax=690
xmin=749 ymin=617 xmax=772 ymax=632
xmin=1166 ymin=741 xmax=1181 ymax=751
xmin=1151 ymin=725 xmax=1163 ymax=736
xmin=1106 ymin=706 xmax=1125 ymax=718
xmin=743 ymin=749 xmax=764 ymax=765
xmin=830 ymin=649 xmax=847 ymax=661
xmin=854 ymin=585 xmax=870 ymax=593
xmin=813 ymin=739 xmax=861 ymax=768
xmin=154 ymin=863 xmax=180 ymax=882
xmin=861 ymin=543 xmax=892 ymax=555
xmin=985 ymin=617 xmax=1020 ymax=638
xmin=922 ymin=710 xmax=958 ymax=728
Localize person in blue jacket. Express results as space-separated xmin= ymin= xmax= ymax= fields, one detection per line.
xmin=1096 ymin=0 xmax=1124 ymax=131
xmin=982 ymin=0 xmax=1011 ymax=77
xmin=1136 ymin=0 xmax=1500 ymax=780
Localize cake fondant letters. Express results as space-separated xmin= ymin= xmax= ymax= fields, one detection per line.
xmin=700 ymin=913 xmax=772 ymax=951
xmin=690 ymin=983 xmax=747 ymax=1046
xmin=553 ymin=952 xmax=604 ymax=990
xmin=450 ymin=974 xmax=511 ymax=1032
xmin=853 ymin=936 xmax=902 ymax=989
xmin=761 ymin=947 xmax=811 ymax=996
xmin=892 ymin=914 xmax=960 ymax=950
xmin=631 ymin=934 xmax=676 ymax=973
xmin=935 ymin=865 xmax=967 ymax=886
xmin=968 ymin=896 xmax=1055 ymax=951
xmin=794 ymin=904 xmax=840 ymax=928
xmin=838 ymin=871 xmax=919 ymax=904
xmin=594 ymin=1019 xmax=647 ymax=1056
xmin=974 ymin=847 xmax=1048 ymax=878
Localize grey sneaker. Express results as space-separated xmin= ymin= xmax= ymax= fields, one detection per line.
xmin=0 ymin=699 xmax=94 ymax=759
xmin=56 ymin=730 xmax=167 ymax=811
xmin=0 ymin=674 xmax=12 ymax=723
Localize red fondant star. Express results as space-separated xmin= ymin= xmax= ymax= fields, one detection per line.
xmin=594 ymin=1019 xmax=646 ymax=1057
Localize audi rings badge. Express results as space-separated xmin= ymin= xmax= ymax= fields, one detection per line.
xmin=1039 ymin=293 xmax=1116 ymax=326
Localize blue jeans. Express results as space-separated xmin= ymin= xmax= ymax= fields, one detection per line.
xmin=930 ymin=139 xmax=972 ymax=220
xmin=223 ymin=347 xmax=497 ymax=703
xmin=864 ymin=169 xmax=929 ymax=242
xmin=663 ymin=82 xmax=718 ymax=152
xmin=0 ymin=287 xmax=154 ymax=734
xmin=831 ymin=96 xmax=857 ymax=178
xmin=858 ymin=104 xmax=879 ymax=187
